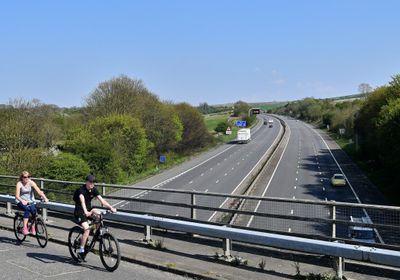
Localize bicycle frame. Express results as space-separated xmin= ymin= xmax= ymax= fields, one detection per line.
xmin=14 ymin=204 xmax=48 ymax=248
xmin=68 ymin=210 xmax=120 ymax=271
xmin=85 ymin=216 xmax=109 ymax=253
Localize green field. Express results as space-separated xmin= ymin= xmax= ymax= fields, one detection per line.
xmin=204 ymin=113 xmax=239 ymax=142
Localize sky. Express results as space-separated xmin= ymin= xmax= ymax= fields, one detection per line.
xmin=0 ymin=0 xmax=399 ymax=107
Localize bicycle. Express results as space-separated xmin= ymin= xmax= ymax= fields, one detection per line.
xmin=13 ymin=202 xmax=48 ymax=248
xmin=68 ymin=210 xmax=121 ymax=272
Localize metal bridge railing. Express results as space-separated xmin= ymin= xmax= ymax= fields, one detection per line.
xmin=1 ymin=175 xmax=400 ymax=250
xmin=1 ymin=193 xmax=400 ymax=278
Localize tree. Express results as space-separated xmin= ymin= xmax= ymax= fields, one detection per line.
xmin=0 ymin=99 xmax=60 ymax=175
xmin=233 ymin=101 xmax=250 ymax=117
xmin=64 ymin=114 xmax=150 ymax=183
xmin=142 ymin=103 xmax=183 ymax=154
xmin=43 ymin=152 xmax=90 ymax=181
xmin=86 ymin=75 xmax=183 ymax=154
xmin=175 ymin=103 xmax=212 ymax=151
xmin=358 ymin=83 xmax=373 ymax=94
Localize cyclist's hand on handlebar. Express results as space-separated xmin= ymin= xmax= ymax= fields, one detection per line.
xmin=110 ymin=207 xmax=117 ymax=213
xmin=21 ymin=200 xmax=28 ymax=206
xmin=84 ymin=211 xmax=91 ymax=217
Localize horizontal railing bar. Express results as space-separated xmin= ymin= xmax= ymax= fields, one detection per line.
xmin=1 ymin=194 xmax=398 ymax=268
xmin=1 ymin=175 xmax=400 ymax=211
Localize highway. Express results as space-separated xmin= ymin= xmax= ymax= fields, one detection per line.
xmin=249 ymin=117 xmax=369 ymax=239
xmin=0 ymin=229 xmax=188 ymax=280
xmin=107 ymin=115 xmax=388 ymax=243
xmin=111 ymin=115 xmax=282 ymax=221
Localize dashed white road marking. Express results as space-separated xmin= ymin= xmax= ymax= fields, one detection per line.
xmin=205 ymin=189 xmax=208 ymax=192
xmin=224 ymin=173 xmax=228 ymax=176
xmin=210 ymin=167 xmax=213 ymax=171
xmin=189 ymin=181 xmax=193 ymax=184
xmin=216 ymin=180 xmax=219 ymax=184
xmin=294 ymin=186 xmax=297 ymax=189
xmin=295 ymin=178 xmax=298 ymax=181
xmin=323 ymin=187 xmax=326 ymax=191
xmin=290 ymin=209 xmax=294 ymax=215
xmin=201 ymin=173 xmax=204 ymax=176
xmin=113 ymin=143 xmax=236 ymax=207
xmin=293 ymin=196 xmax=296 ymax=199
xmin=288 ymin=228 xmax=292 ymax=232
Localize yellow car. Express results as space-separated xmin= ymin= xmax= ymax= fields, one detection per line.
xmin=331 ymin=173 xmax=346 ymax=187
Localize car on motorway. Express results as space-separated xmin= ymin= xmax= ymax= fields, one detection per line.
xmin=348 ymin=216 xmax=376 ymax=243
xmin=331 ymin=173 xmax=346 ymax=187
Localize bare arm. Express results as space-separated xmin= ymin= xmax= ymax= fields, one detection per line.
xmin=97 ymin=195 xmax=117 ymax=213
xmin=31 ymin=180 xmax=48 ymax=202
xmin=79 ymin=194 xmax=91 ymax=216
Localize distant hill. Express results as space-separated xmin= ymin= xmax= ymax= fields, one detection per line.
xmin=324 ymin=92 xmax=369 ymax=102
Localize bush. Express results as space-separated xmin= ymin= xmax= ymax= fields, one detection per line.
xmin=43 ymin=152 xmax=90 ymax=181
xmin=215 ymin=121 xmax=229 ymax=133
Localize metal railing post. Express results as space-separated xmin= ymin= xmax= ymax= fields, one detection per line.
xmin=191 ymin=193 xmax=196 ymax=220
xmin=331 ymin=201 xmax=336 ymax=238
xmin=222 ymin=238 xmax=232 ymax=259
xmin=6 ymin=201 xmax=12 ymax=216
xmin=102 ymin=183 xmax=106 ymax=196
xmin=40 ymin=179 xmax=48 ymax=222
xmin=144 ymin=224 xmax=152 ymax=242
xmin=331 ymin=201 xmax=344 ymax=278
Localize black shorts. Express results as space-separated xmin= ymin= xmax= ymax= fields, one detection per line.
xmin=74 ymin=209 xmax=89 ymax=224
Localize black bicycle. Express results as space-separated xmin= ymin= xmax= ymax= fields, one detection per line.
xmin=68 ymin=211 xmax=121 ymax=272
xmin=13 ymin=202 xmax=48 ymax=248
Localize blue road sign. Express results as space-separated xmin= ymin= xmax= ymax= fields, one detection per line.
xmin=159 ymin=155 xmax=166 ymax=163
xmin=236 ymin=120 xmax=247 ymax=127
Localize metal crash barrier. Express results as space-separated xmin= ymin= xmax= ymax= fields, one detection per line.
xmin=1 ymin=194 xmax=400 ymax=272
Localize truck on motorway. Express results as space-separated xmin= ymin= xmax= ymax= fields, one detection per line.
xmin=237 ymin=128 xmax=251 ymax=143
xmin=348 ymin=216 xmax=376 ymax=243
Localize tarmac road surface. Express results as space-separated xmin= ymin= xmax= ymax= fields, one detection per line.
xmin=0 ymin=228 xmax=190 ymax=280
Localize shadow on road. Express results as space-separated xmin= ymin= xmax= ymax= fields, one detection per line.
xmin=26 ymin=252 xmax=108 ymax=272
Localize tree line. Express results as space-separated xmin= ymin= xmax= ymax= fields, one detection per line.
xmin=273 ymin=74 xmax=400 ymax=204
xmin=0 ymin=75 xmax=213 ymax=185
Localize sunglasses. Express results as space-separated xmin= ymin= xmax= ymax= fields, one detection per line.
xmin=22 ymin=176 xmax=30 ymax=179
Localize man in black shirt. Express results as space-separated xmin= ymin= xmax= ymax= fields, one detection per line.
xmin=73 ymin=175 xmax=116 ymax=261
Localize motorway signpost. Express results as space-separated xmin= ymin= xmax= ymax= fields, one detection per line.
xmin=236 ymin=120 xmax=247 ymax=127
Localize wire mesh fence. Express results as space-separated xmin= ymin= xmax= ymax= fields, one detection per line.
xmin=1 ymin=175 xmax=399 ymax=249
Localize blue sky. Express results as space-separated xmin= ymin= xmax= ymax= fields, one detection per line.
xmin=1 ymin=0 xmax=399 ymax=107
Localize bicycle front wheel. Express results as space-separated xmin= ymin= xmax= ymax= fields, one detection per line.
xmin=68 ymin=226 xmax=84 ymax=262
xmin=13 ymin=214 xmax=26 ymax=242
xmin=35 ymin=218 xmax=48 ymax=248
xmin=99 ymin=232 xmax=121 ymax=272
